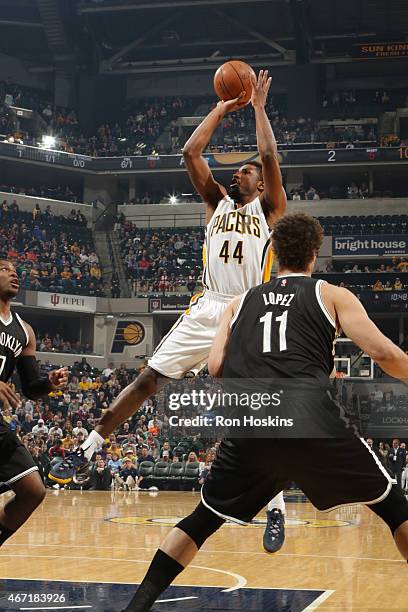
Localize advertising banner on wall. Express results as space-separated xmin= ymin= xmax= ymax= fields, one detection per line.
xmin=332 ymin=235 xmax=408 ymax=257
xmin=149 ymin=296 xmax=191 ymax=312
xmin=36 ymin=292 xmax=97 ymax=312
xmin=352 ymin=42 xmax=408 ymax=59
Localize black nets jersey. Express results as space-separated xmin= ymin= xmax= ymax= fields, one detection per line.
xmin=0 ymin=311 xmax=29 ymax=383
xmin=223 ymin=275 xmax=336 ymax=382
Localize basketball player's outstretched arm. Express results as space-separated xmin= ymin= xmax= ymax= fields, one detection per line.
xmin=16 ymin=322 xmax=68 ymax=399
xmin=324 ymin=284 xmax=408 ymax=380
xmin=182 ymin=95 xmax=247 ymax=215
xmin=208 ymin=295 xmax=241 ymax=377
xmin=250 ymin=70 xmax=287 ymax=224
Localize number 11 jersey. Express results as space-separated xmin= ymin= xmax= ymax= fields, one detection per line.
xmin=223 ymin=274 xmax=337 ymax=382
xmin=203 ymin=195 xmax=272 ymax=296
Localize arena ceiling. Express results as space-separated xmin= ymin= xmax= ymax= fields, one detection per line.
xmin=1 ymin=0 xmax=408 ymax=74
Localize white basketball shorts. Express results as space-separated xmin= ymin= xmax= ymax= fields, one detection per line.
xmin=148 ymin=290 xmax=232 ymax=379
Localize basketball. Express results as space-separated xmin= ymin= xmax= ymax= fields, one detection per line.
xmin=213 ymin=60 xmax=256 ymax=105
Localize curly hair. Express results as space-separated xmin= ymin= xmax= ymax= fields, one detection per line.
xmin=272 ymin=212 xmax=324 ymax=272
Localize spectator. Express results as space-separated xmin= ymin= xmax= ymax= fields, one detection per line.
xmin=402 ymin=455 xmax=408 ymax=493
xmin=88 ymin=459 xmax=112 ymax=491
xmin=32 ymin=419 xmax=49 ymax=436
xmin=49 ymin=439 xmax=65 ymax=460
xmin=108 ymin=452 xmax=122 ymax=475
xmin=138 ymin=446 xmax=155 ymax=464
xmin=114 ymin=457 xmax=139 ymax=490
xmin=387 ymin=439 xmax=406 ymax=488
xmin=72 ymin=420 xmax=88 ymax=438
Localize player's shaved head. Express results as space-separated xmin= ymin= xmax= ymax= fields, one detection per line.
xmin=272 ymin=212 xmax=324 ymax=272
xmin=245 ymin=160 xmax=263 ymax=178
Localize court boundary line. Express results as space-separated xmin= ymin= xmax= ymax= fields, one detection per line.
xmin=0 ymin=556 xmax=246 ymax=592
xmin=0 ymin=576 xmax=333 ymax=592
xmin=302 ymin=590 xmax=335 ymax=611
xmin=2 ymin=545 xmax=404 ymax=564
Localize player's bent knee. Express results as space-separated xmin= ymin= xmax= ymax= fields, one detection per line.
xmin=176 ymin=502 xmax=225 ymax=549
xmin=26 ymin=482 xmax=46 ymax=510
xmin=369 ymin=485 xmax=408 ymax=534
xmin=13 ymin=472 xmax=46 ymax=509
xmin=130 ymin=367 xmax=159 ymax=397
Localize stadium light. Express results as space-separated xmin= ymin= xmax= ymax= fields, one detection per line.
xmin=41 ymin=135 xmax=56 ymax=149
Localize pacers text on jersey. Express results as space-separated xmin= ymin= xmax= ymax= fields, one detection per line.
xmin=210 ymin=211 xmax=261 ymax=238
xmin=0 ymin=331 xmax=23 ymax=357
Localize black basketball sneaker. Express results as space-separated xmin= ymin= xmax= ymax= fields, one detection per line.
xmin=48 ymin=449 xmax=90 ymax=485
xmin=263 ymin=508 xmax=285 ymax=553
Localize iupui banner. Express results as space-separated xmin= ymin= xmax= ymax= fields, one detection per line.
xmin=36 ymin=292 xmax=97 ymax=312
xmin=353 ymin=42 xmax=408 ymax=59
xmin=333 ymin=235 xmax=408 ymax=257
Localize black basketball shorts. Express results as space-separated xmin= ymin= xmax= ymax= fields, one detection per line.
xmin=0 ymin=417 xmax=38 ymax=493
xmin=201 ymin=435 xmax=394 ymax=524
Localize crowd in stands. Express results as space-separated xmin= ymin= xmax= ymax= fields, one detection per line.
xmin=0 ymin=198 xmax=104 ymax=296
xmin=6 ymin=362 xmax=216 ymax=491
xmin=119 ymin=221 xmax=202 ymax=295
xmin=36 ymin=333 xmax=93 ymax=355
xmin=0 ymin=183 xmax=79 ymax=203
xmin=119 ymin=215 xmax=408 ymax=295
xmin=2 ymin=78 xmax=408 ymax=158
xmin=320 ymin=257 xmax=408 ymax=292
xmin=119 ymin=182 xmax=408 ymax=206
xmin=289 ymin=182 xmax=371 ymax=201
xmin=326 ymin=258 xmax=408 ymax=275
xmin=207 ymin=104 xmax=377 ymax=154
xmin=1 ymin=79 xmax=197 ymax=157
xmin=321 ymin=89 xmax=403 ymax=112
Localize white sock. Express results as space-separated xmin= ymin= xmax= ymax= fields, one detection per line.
xmin=80 ymin=430 xmax=105 ymax=461
xmin=267 ymin=491 xmax=285 ymax=514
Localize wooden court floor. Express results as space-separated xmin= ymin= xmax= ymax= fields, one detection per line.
xmin=0 ymin=489 xmax=406 ymax=611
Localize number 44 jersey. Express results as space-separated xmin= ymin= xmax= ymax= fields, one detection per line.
xmin=203 ymin=195 xmax=273 ymax=296
xmin=223 ymin=275 xmax=337 ymax=382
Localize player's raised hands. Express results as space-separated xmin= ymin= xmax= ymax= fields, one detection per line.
xmin=0 ymin=381 xmax=21 ymax=409
xmin=48 ymin=366 xmax=68 ymax=389
xmin=250 ymin=70 xmax=272 ymax=108
xmin=217 ymin=91 xmax=250 ymax=115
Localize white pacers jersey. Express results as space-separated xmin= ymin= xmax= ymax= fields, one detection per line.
xmin=202 ymin=195 xmax=273 ymax=296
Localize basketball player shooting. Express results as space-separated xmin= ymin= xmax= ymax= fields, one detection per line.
xmin=121 ymin=212 xmax=408 ymax=612
xmin=52 ymin=69 xmax=287 ymax=550
xmin=0 ymin=260 xmax=68 ymax=547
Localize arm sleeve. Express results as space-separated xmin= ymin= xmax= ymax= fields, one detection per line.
xmin=16 ymin=356 xmax=53 ymax=400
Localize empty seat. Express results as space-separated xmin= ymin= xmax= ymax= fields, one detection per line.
xmin=138 ymin=461 xmax=155 ymax=489
xmin=167 ymin=462 xmax=185 ymax=491
xmin=182 ymin=462 xmax=200 ymax=490
xmin=151 ymin=461 xmax=170 ymax=490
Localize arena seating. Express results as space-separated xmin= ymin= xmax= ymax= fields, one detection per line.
xmin=318 ymin=215 xmax=408 ymax=235
xmin=5 ymin=80 xmax=407 ymax=157
xmin=120 ymin=216 xmax=408 ymax=295
xmin=0 ymin=201 xmax=104 ymax=296
xmin=139 ymin=460 xmax=200 ymax=491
